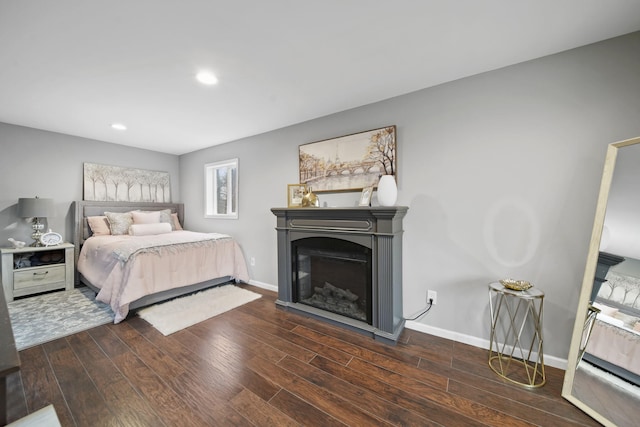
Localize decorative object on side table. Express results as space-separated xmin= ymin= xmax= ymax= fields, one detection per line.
xmin=499 ymin=278 xmax=533 ymax=291
xmin=287 ymin=183 xmax=307 ymax=207
xmin=17 ymin=196 xmax=54 ymax=246
xmin=377 ymin=175 xmax=398 ymax=206
xmin=7 ymin=238 xmax=26 ymax=249
xmin=40 ymin=229 xmax=63 ymax=247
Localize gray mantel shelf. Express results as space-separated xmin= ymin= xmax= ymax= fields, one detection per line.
xmin=272 ymin=206 xmax=408 ymax=344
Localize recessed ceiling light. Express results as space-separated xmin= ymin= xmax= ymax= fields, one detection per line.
xmin=111 ymin=123 xmax=127 ymax=131
xmin=196 ymin=71 xmax=218 ymax=85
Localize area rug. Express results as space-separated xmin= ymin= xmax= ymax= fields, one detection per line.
xmin=578 ymin=360 xmax=640 ymax=397
xmin=8 ymin=287 xmax=114 ymax=350
xmin=137 ymin=284 xmax=261 ymax=335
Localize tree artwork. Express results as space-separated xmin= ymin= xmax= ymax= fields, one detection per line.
xmin=83 ymin=163 xmax=172 ymax=202
xmin=365 ymin=127 xmax=396 ymax=176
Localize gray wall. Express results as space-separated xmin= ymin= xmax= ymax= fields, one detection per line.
xmin=612 ymin=258 xmax=640 ymax=279
xmin=1 ymin=32 xmax=639 ymax=362
xmin=180 ymin=32 xmax=640 ymax=360
xmin=0 ymin=124 xmax=180 ymax=243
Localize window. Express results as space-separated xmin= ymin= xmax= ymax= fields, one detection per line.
xmin=205 ymin=158 xmax=238 ymax=219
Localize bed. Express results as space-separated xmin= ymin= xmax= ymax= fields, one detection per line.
xmin=73 ymin=201 xmax=249 ymax=323
xmin=584 ymin=270 xmax=640 ymax=385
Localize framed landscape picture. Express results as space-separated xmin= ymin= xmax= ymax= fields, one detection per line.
xmin=299 ymin=126 xmax=396 ymax=192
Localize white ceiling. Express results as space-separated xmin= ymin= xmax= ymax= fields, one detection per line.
xmin=2 ymin=1 xmax=640 ymax=155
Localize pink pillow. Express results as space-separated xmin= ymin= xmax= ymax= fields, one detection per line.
xmin=87 ymin=216 xmax=111 ymax=236
xmin=172 ymin=213 xmax=183 ymax=230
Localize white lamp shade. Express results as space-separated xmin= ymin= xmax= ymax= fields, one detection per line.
xmin=17 ymin=197 xmax=54 ymax=218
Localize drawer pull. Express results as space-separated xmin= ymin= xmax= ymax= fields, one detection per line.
xmin=33 ymin=271 xmax=49 ymax=276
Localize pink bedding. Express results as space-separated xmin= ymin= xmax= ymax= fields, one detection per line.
xmin=77 ymin=231 xmax=249 ymax=323
xmin=585 ymin=318 xmax=640 ymax=376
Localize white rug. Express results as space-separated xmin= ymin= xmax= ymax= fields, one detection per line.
xmin=579 ymin=360 xmax=640 ymax=397
xmin=137 ymin=284 xmax=261 ymax=335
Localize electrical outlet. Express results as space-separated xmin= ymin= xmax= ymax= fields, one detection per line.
xmin=427 ymin=290 xmax=437 ymax=305
xmin=250 ymin=257 xmax=256 ymax=266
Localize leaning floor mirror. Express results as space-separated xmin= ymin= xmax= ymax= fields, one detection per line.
xmin=562 ymin=136 xmax=640 ymax=427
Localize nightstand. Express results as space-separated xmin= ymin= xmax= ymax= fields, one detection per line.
xmin=0 ymin=243 xmax=74 ymax=302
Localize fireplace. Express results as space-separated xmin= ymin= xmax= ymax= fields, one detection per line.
xmin=293 ymin=237 xmax=372 ymax=324
xmin=272 ymin=207 xmax=408 ymax=343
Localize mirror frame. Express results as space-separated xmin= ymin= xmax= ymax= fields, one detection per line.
xmin=562 ymin=136 xmax=640 ymax=426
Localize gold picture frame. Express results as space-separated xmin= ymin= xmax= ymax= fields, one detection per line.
xmin=359 ymin=186 xmax=373 ymax=206
xmin=287 ymin=184 xmax=307 ymax=207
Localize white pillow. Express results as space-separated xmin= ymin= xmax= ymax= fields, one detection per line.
xmin=593 ymin=302 xmax=619 ymax=317
xmin=129 ymin=222 xmax=172 ymax=236
xmin=596 ymin=312 xmax=625 ymax=328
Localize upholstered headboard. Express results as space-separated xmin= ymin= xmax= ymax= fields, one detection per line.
xmin=72 ymin=200 xmax=185 ymax=283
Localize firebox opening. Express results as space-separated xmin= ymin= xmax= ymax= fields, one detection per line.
xmin=292 ymin=237 xmax=372 ymax=324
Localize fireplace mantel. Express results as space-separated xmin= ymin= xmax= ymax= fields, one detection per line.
xmin=272 ymin=206 xmax=408 ymax=343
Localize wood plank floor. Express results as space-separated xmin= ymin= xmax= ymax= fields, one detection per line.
xmin=6 ymin=285 xmax=601 ymax=426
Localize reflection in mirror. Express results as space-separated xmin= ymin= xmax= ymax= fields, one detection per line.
xmin=563 ymin=137 xmax=640 ymax=427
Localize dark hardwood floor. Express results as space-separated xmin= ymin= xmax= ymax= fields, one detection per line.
xmin=6 ymin=285 xmax=600 ymax=426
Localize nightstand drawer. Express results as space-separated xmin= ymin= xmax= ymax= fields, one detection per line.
xmin=14 ymin=265 xmax=66 ymax=290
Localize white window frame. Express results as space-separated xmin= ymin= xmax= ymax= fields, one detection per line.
xmin=204 ymin=158 xmax=238 ymax=219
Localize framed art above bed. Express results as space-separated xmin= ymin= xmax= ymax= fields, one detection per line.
xmin=83 ymin=163 xmax=172 ymax=203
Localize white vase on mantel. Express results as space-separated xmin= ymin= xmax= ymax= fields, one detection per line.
xmin=377 ymin=175 xmax=397 ymax=206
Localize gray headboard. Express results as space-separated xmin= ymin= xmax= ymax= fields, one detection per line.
xmin=72 ymin=200 xmax=185 ymax=284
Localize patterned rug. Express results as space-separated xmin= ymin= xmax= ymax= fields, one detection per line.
xmin=8 ymin=287 xmax=114 ymax=350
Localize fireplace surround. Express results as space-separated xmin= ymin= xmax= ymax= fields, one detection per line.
xmin=272 ymin=206 xmax=408 ymax=343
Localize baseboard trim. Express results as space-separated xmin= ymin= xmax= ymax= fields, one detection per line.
xmin=405 ymin=320 xmax=567 ymax=370
xmin=247 ymin=279 xmax=278 ymax=293
xmin=244 ymin=282 xmax=568 ymax=370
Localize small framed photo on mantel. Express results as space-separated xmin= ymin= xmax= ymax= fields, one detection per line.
xmin=359 ymin=185 xmax=373 ymax=206
xmin=287 ymin=184 xmax=307 ymax=207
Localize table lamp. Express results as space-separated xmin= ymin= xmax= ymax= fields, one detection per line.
xmin=18 ymin=196 xmax=54 ymax=246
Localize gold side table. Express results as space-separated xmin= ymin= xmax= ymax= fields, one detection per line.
xmin=488 ymin=281 xmax=545 ymax=388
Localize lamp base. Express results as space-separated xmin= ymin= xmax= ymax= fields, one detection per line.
xmin=30 ymin=218 xmax=45 ymax=247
